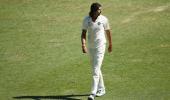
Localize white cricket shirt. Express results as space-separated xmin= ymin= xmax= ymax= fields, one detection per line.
xmin=82 ymin=15 xmax=110 ymax=48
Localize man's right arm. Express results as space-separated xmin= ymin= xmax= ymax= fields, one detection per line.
xmin=81 ymin=29 xmax=88 ymax=53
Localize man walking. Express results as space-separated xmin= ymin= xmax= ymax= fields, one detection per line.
xmin=81 ymin=2 xmax=112 ymax=100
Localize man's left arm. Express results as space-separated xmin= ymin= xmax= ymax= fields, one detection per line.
xmin=105 ymin=30 xmax=112 ymax=53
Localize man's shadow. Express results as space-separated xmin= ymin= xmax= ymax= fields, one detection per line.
xmin=13 ymin=94 xmax=89 ymax=100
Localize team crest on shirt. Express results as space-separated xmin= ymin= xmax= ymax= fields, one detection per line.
xmin=98 ymin=22 xmax=101 ymax=25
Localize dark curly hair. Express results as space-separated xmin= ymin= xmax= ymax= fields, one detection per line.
xmin=89 ymin=2 xmax=102 ymax=18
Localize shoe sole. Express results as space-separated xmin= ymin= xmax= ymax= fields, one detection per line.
xmin=96 ymin=93 xmax=105 ymax=97
xmin=88 ymin=97 xmax=94 ymax=100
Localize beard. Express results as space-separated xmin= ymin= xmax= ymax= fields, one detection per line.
xmin=93 ymin=12 xmax=101 ymax=19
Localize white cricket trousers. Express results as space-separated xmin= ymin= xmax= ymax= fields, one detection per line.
xmin=88 ymin=44 xmax=106 ymax=95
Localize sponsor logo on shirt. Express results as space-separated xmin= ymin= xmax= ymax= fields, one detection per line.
xmin=88 ymin=21 xmax=92 ymax=26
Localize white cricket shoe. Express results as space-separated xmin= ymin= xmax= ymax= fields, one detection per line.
xmin=88 ymin=94 xmax=95 ymax=100
xmin=96 ymin=90 xmax=106 ymax=97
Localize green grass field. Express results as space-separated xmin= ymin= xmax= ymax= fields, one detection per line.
xmin=0 ymin=0 xmax=170 ymax=100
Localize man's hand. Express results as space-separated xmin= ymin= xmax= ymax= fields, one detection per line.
xmin=108 ymin=45 xmax=112 ymax=53
xmin=82 ymin=45 xmax=88 ymax=53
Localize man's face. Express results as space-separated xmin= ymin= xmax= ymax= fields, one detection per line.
xmin=93 ymin=7 xmax=102 ymax=18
